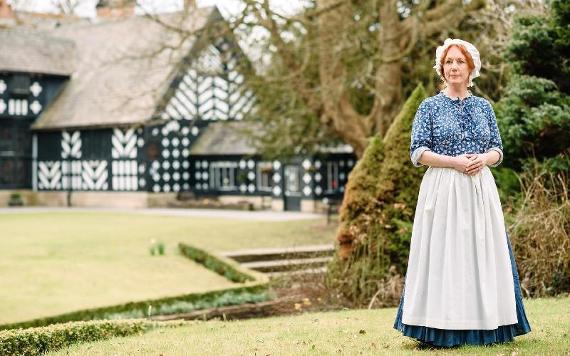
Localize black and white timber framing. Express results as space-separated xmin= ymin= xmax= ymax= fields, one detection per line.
xmin=0 ymin=6 xmax=356 ymax=210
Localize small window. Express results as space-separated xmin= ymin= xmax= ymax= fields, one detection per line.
xmin=9 ymin=75 xmax=31 ymax=97
xmin=146 ymin=142 xmax=159 ymax=161
xmin=326 ymin=161 xmax=339 ymax=193
xmin=209 ymin=161 xmax=237 ymax=191
xmin=257 ymin=161 xmax=273 ymax=192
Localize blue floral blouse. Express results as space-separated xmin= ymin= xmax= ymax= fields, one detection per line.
xmin=410 ymin=92 xmax=503 ymax=167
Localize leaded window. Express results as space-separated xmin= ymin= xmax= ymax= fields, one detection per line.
xmin=256 ymin=161 xmax=273 ymax=192
xmin=209 ymin=161 xmax=237 ymax=191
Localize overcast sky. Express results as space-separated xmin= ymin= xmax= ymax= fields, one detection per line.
xmin=10 ymin=0 xmax=305 ymax=67
xmin=10 ymin=0 xmax=303 ymax=18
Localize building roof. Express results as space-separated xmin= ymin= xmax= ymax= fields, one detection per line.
xmin=190 ymin=121 xmax=259 ymax=155
xmin=32 ymin=7 xmax=218 ymax=130
xmin=190 ymin=120 xmax=354 ymax=156
xmin=0 ymin=29 xmax=76 ymax=76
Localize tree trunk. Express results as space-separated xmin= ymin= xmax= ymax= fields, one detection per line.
xmin=317 ymin=0 xmax=369 ymax=157
xmin=374 ymin=0 xmax=404 ymax=137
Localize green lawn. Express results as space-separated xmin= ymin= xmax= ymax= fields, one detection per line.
xmin=49 ymin=297 xmax=569 ymax=355
xmin=0 ymin=212 xmax=335 ymax=324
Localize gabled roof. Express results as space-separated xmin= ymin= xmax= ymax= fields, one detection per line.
xmin=189 ymin=121 xmax=355 ymax=156
xmin=0 ymin=10 xmax=90 ymax=31
xmin=0 ymin=30 xmax=76 ymax=76
xmin=32 ymin=7 xmax=219 ymax=130
xmin=190 ymin=121 xmax=259 ymax=155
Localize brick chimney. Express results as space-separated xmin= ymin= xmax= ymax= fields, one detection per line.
xmin=184 ymin=0 xmax=197 ymax=10
xmin=96 ymin=0 xmax=135 ymax=19
xmin=0 ymin=0 xmax=14 ymax=19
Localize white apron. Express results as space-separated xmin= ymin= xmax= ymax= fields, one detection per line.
xmin=401 ymin=166 xmax=518 ymax=330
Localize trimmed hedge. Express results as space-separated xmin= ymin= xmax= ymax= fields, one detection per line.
xmin=0 ymin=320 xmax=148 ymax=356
xmin=0 ymin=286 xmax=268 ymax=331
xmin=0 ymin=242 xmax=268 ymax=331
xmin=178 ymin=243 xmax=258 ymax=283
xmin=0 ymin=244 xmax=268 ymax=331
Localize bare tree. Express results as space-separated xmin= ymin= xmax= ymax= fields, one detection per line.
xmin=90 ymin=0 xmax=543 ymax=159
xmin=29 ymin=0 xmax=538 ymax=159
xmin=227 ymin=0 xmax=487 ymax=158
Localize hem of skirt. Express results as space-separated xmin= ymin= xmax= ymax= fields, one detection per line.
xmin=392 ymin=322 xmax=531 ymax=347
xmin=392 ymin=231 xmax=532 ymax=347
xmin=400 ymin=316 xmax=519 ymax=330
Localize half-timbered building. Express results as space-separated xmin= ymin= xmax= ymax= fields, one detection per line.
xmin=0 ymin=1 xmax=356 ymax=211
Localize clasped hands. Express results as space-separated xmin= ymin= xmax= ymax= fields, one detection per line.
xmin=454 ymin=153 xmax=488 ymax=176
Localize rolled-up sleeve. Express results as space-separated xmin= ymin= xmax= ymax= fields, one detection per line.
xmin=484 ymin=101 xmax=504 ymax=167
xmin=410 ymin=101 xmax=432 ymax=167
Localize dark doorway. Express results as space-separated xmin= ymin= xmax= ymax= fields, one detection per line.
xmin=283 ymin=164 xmax=301 ymax=211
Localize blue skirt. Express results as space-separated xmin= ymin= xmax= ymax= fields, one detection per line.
xmin=393 ymin=232 xmax=531 ymax=347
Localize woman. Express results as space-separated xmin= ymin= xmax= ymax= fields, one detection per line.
xmin=393 ymin=38 xmax=531 ymax=347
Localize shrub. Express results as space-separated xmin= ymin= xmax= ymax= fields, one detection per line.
xmin=0 ymin=320 xmax=147 ymax=356
xmin=495 ymin=75 xmax=570 ymax=168
xmin=333 ymin=135 xmax=384 ymax=259
xmin=178 ymin=243 xmax=257 ymax=283
xmin=149 ymin=239 xmax=166 ymax=256
xmin=105 ymin=290 xmax=269 ymax=319
xmin=8 ymin=193 xmax=23 ymax=207
xmin=0 ymin=242 xmax=268 ymax=331
xmin=492 ymin=167 xmax=522 ymax=211
xmin=0 ymin=286 xmax=268 ymax=331
xmin=326 ymin=84 xmax=426 ymax=305
xmin=509 ymin=155 xmax=570 ymax=297
xmin=496 ymin=1 xmax=570 ymax=168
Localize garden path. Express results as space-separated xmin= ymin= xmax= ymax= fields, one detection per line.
xmin=0 ymin=207 xmax=323 ymax=221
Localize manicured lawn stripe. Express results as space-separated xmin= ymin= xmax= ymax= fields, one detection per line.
xmin=49 ymin=297 xmax=569 ymax=355
xmin=0 ymin=212 xmax=334 ymax=324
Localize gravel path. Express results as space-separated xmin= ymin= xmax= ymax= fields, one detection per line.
xmin=0 ymin=207 xmax=324 ymax=221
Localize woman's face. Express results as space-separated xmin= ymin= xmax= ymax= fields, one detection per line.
xmin=443 ymin=46 xmax=470 ymax=87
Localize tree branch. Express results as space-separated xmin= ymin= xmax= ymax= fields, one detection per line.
xmin=246 ymin=0 xmax=321 ymax=113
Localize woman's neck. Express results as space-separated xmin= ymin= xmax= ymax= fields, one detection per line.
xmin=443 ymin=85 xmax=470 ymax=100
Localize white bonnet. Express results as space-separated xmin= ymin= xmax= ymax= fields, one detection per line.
xmin=434 ymin=38 xmax=481 ymax=87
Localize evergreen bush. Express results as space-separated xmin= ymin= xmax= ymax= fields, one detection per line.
xmin=495 ymin=0 xmax=570 ymax=297
xmin=495 ymin=75 xmax=570 ymax=168
xmin=326 ymin=84 xmax=427 ymax=305
xmin=496 ymin=0 xmax=570 ymax=168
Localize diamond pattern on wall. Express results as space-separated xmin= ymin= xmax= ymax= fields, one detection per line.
xmin=30 ymin=101 xmax=42 ymax=114
xmin=30 ymin=82 xmax=42 ymax=97
xmin=146 ymin=121 xmax=192 ymax=193
xmin=315 ymin=186 xmax=322 ymax=195
xmin=272 ymin=186 xmax=282 ymax=196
